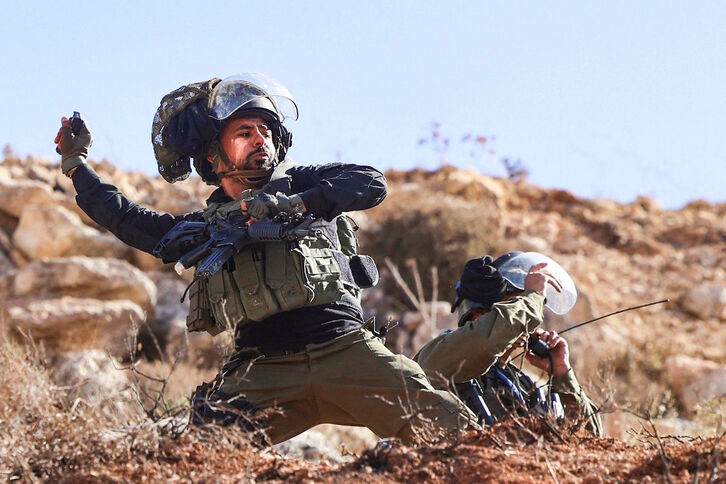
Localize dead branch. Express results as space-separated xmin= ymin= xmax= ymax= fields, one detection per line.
xmin=430 ymin=265 xmax=439 ymax=332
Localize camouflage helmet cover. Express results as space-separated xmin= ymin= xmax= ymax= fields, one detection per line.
xmin=152 ymin=77 xmax=221 ymax=183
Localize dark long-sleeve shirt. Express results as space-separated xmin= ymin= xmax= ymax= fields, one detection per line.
xmin=71 ymin=159 xmax=388 ymax=351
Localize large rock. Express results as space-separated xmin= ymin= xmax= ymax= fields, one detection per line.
xmin=12 ymin=204 xmax=129 ymax=260
xmin=25 ymin=162 xmax=56 ymax=186
xmin=665 ymin=355 xmax=726 ymax=413
xmin=4 ymin=297 xmax=145 ymax=354
xmin=274 ymin=424 xmax=378 ymax=462
xmin=154 ymin=182 xmax=205 ymax=215
xmin=0 ymin=178 xmax=55 ymax=217
xmin=430 ymin=168 xmax=512 ymax=210
xmin=12 ymin=256 xmax=157 ymax=313
xmin=681 ymin=283 xmax=726 ymax=320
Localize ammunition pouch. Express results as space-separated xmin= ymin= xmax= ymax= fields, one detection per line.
xmin=191 ymin=232 xmax=370 ymax=334
xmin=186 ymin=278 xmax=223 ymax=336
xmin=186 ymin=201 xmax=377 ymax=335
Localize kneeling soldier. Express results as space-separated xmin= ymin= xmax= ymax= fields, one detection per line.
xmin=56 ymin=73 xmax=479 ymax=444
xmin=416 ymin=253 xmax=603 ymax=436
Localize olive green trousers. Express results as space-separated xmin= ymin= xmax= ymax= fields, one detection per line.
xmin=210 ymin=328 xmax=477 ymax=444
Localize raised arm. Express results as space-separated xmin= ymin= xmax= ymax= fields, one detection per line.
xmin=415 ymin=291 xmax=546 ymax=383
xmin=71 ymin=164 xmax=200 ymax=254
xmin=56 ymin=115 xmax=199 ymax=254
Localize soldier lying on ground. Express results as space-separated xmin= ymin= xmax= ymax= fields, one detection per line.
xmin=54 ymin=73 xmax=565 ymax=444
xmin=415 ymin=253 xmax=603 ymax=436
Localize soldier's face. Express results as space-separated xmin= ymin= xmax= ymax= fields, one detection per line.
xmin=210 ymin=116 xmax=276 ymax=198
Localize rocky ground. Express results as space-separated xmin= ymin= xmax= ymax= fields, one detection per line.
xmin=1 ymin=151 xmax=724 ymax=481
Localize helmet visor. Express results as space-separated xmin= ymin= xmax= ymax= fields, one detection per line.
xmin=496 ymin=252 xmax=578 ymax=315
xmin=209 ymin=73 xmax=299 ymax=122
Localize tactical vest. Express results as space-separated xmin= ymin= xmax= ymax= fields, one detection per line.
xmin=186 ymin=201 xmax=368 ymax=336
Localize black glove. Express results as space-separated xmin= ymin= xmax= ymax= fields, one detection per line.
xmin=55 ymin=117 xmax=93 ymax=176
xmin=246 ymin=192 xmax=304 ymax=219
xmin=457 ymin=255 xmax=510 ymax=307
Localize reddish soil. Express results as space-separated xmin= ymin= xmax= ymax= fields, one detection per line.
xmin=58 ymin=419 xmax=724 ymax=483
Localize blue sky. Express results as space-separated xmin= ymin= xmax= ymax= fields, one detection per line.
xmin=2 ymin=1 xmax=724 ymax=208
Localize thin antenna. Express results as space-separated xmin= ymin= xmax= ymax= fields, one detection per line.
xmin=511 ymin=298 xmax=670 ymax=361
xmin=558 ymin=298 xmax=669 ymax=335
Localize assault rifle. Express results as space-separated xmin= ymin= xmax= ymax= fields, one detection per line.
xmin=153 ymin=210 xmax=321 ymax=279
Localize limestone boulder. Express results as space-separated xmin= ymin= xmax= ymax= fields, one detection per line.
xmin=12 ymin=256 xmax=157 ymax=313
xmin=13 ymin=204 xmax=129 ymax=260
xmin=0 ymin=178 xmax=55 ymax=218
xmin=665 ymin=355 xmax=726 ymax=413
xmin=681 ymin=283 xmax=726 ymax=320
xmin=154 ymin=182 xmax=205 ymax=215
xmin=4 ymin=297 xmax=145 ymax=354
xmin=149 ymin=271 xmax=188 ymax=322
xmin=410 ymin=319 xmax=436 ymax=355
xmin=435 ymin=169 xmax=512 ymax=209
xmin=274 ymin=424 xmax=377 ymax=463
xmin=25 ymin=163 xmax=56 ymax=185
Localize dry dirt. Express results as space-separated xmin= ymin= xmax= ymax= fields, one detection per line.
xmin=52 ymin=420 xmax=726 ymax=483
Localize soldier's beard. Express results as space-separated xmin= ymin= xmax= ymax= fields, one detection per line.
xmin=219 ymin=148 xmax=276 ymax=189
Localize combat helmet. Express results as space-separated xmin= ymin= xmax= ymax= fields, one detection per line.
xmin=452 ymin=251 xmax=578 ymax=316
xmin=152 ymin=73 xmax=297 ymax=186
xmin=203 ymin=74 xmax=297 ymax=187
xmin=451 ymin=252 xmax=522 ymax=315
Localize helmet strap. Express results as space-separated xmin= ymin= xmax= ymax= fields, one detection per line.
xmin=220 ymin=169 xmax=271 ymax=188
xmin=211 ymin=141 xmax=233 ymax=173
